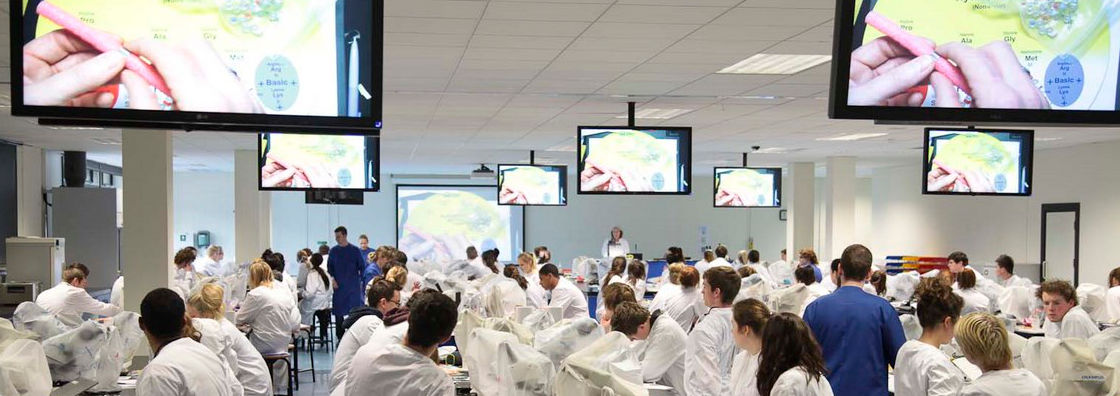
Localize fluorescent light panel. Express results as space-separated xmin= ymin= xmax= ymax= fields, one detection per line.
xmin=614 ymin=108 xmax=692 ymax=119
xmin=718 ymin=54 xmax=832 ymax=75
xmin=816 ymin=133 xmax=888 ymax=141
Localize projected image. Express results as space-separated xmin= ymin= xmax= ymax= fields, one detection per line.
xmin=578 ymin=127 xmax=691 ymax=194
xmin=258 ymin=133 xmax=378 ymax=190
xmin=925 ymin=130 xmax=1031 ymax=195
xmin=845 ymin=0 xmax=1117 ymax=110
xmin=397 ymin=186 xmax=524 ymax=262
xmin=714 ymin=168 xmax=781 ymax=207
xmin=497 ymin=165 xmax=567 ymax=206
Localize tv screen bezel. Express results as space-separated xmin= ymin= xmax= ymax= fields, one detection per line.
xmin=921 ymin=127 xmax=1034 ymax=197
xmin=394 ymin=183 xmax=526 ymax=262
xmin=8 ymin=0 xmax=383 ymax=133
xmin=257 ymin=132 xmax=380 ymax=192
xmin=495 ymin=164 xmax=569 ymax=207
xmin=712 ymin=166 xmax=783 ymax=208
xmin=827 ymin=0 xmax=1120 ymax=126
xmin=576 ymin=125 xmax=693 ymax=196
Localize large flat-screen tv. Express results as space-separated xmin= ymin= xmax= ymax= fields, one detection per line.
xmin=829 ymin=0 xmax=1120 ymax=125
xmin=923 ymin=128 xmax=1033 ymax=196
xmin=396 ymin=185 xmax=524 ymax=262
xmin=497 ymin=164 xmax=567 ymax=206
xmin=577 ymin=126 xmax=692 ymax=195
xmin=713 ymin=167 xmax=782 ymax=208
xmin=10 ymin=0 xmax=382 ymax=133
xmin=258 ymin=132 xmax=379 ymax=191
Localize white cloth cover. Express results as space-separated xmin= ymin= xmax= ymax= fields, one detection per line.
xmin=0 ymin=339 xmax=51 ymax=396
xmin=484 ymin=317 xmax=535 ymax=346
xmin=735 ymin=275 xmax=772 ymax=304
xmin=1008 ymin=331 xmax=1028 ymax=369
xmin=467 ymin=328 xmax=522 ymax=396
xmin=484 ymin=278 xmax=528 ymax=319
xmin=769 ymin=284 xmax=809 ymax=314
xmin=1088 ymin=326 xmax=1120 ymax=363
xmin=553 ymin=332 xmax=648 ymax=396
xmin=1049 ymin=338 xmax=1113 ymax=396
xmin=42 ymin=320 xmax=108 ymax=382
xmin=573 ymin=257 xmax=599 ymax=280
xmin=534 ymin=317 xmax=604 ymax=369
xmin=496 ymin=339 xmax=555 ymax=396
xmin=89 ymin=311 xmax=144 ymax=392
xmin=1078 ymin=283 xmax=1111 ymax=323
xmin=887 ymin=271 xmax=921 ymax=302
xmin=1022 ymin=336 xmax=1061 ymax=391
xmin=1000 ymin=286 xmax=1036 ymax=320
xmin=12 ymin=301 xmax=69 ymax=340
xmin=455 ymin=310 xmax=487 ymax=374
xmin=899 ymin=314 xmax=923 ymax=341
xmin=521 ymin=309 xmax=559 ymax=333
xmin=0 ymin=318 xmax=35 ymax=349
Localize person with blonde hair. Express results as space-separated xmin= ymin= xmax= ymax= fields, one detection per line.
xmin=518 ymin=252 xmax=547 ymax=308
xmin=660 ymin=265 xmax=706 ymax=332
xmin=35 ymin=262 xmax=121 ymax=328
xmin=188 ymin=284 xmax=271 ymax=396
xmin=137 ymin=288 xmax=242 ymax=396
xmin=955 ymin=312 xmax=1046 ymax=395
xmin=237 ymin=260 xmax=300 ymax=354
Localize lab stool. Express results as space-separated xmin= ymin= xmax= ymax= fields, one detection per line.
xmin=309 ymin=312 xmax=333 ymax=350
xmin=262 ymin=352 xmax=292 ymax=396
xmin=292 ymin=328 xmax=315 ymax=386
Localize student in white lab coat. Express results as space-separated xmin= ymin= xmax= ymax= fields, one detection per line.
xmin=595 ymin=257 xmax=626 ymax=318
xmin=661 ymin=266 xmax=706 ymax=332
xmin=264 ymin=252 xmax=299 ymax=305
xmin=517 ymin=252 xmax=548 ymax=309
xmin=601 ymin=226 xmax=630 ymax=260
xmin=237 ymin=260 xmax=301 ymax=355
xmin=300 ymin=254 xmax=334 ymax=341
xmin=684 ymin=266 xmax=741 ymax=396
xmin=995 ymin=255 xmax=1029 ymax=288
xmin=1106 ymin=267 xmax=1120 ymax=324
xmin=755 ymin=313 xmax=833 ymax=396
xmin=539 ymin=264 xmax=590 ymax=320
xmin=1037 ymin=279 xmax=1100 ymax=340
xmin=769 ymin=249 xmax=794 ymax=286
xmin=35 ymin=263 xmax=122 ymax=328
xmin=329 ymin=279 xmax=403 ymax=394
xmin=611 ymin=301 xmax=688 ymax=395
xmin=344 ymin=291 xmax=458 ymax=396
xmin=894 ymin=277 xmax=965 ymax=396
xmin=729 ymin=298 xmax=771 ymax=396
xmin=196 ymin=245 xmax=226 ymax=277
xmin=954 ymin=269 xmax=991 ymax=314
xmin=172 ymin=247 xmax=202 ymax=302
xmin=137 ymin=288 xmax=243 ymax=396
xmin=955 ymin=312 xmax=1046 ymax=396
xmin=742 ymin=250 xmax=778 ymax=287
xmin=189 ymin=284 xmax=272 ymax=396
xmin=466 ymin=246 xmax=488 ymax=275
xmin=649 ymin=262 xmax=684 ymax=313
xmin=795 ymin=266 xmax=830 ymax=316
xmin=597 ymin=283 xmax=637 ymax=330
xmin=709 ymin=245 xmax=733 ymax=270
xmin=694 ymin=250 xmax=716 ymax=278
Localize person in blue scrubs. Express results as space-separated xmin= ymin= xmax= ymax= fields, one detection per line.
xmin=803 ymin=244 xmax=906 ymax=396
xmin=797 ymin=249 xmax=823 ymax=283
xmin=357 ymin=235 xmax=380 ymax=288
xmin=327 ymin=226 xmax=365 ymax=338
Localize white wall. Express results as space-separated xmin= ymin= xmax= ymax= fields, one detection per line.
xmin=173 ymin=171 xmax=236 ymax=259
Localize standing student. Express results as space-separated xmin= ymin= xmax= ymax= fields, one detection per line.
xmin=602 ymin=226 xmax=631 ymax=259
xmin=650 ymin=262 xmax=684 ymax=311
xmin=1037 ymin=279 xmax=1100 ymax=339
xmin=660 ymin=266 xmax=705 ymax=332
xmin=137 ymin=288 xmax=242 ymax=396
xmin=35 ymin=263 xmax=121 ymax=328
xmin=188 ymin=284 xmax=272 ymax=396
xmin=955 ymin=313 xmax=1046 ymax=396
xmin=803 ymin=244 xmax=905 ymax=396
xmin=756 ymin=313 xmax=833 ymax=396
xmin=328 ymin=226 xmax=365 ymax=338
xmin=611 ymin=301 xmax=688 ymax=396
xmin=237 ymin=260 xmax=301 ymax=355
xmin=330 ymin=279 xmax=402 ymax=394
xmin=684 ymin=266 xmax=741 ymax=396
xmin=300 ymin=253 xmax=333 ymax=340
xmin=796 ymin=266 xmax=829 ymax=316
xmin=894 ymin=278 xmax=965 ymax=396
xmin=730 ymin=298 xmax=771 ymax=396
xmin=539 ymin=264 xmax=589 ymax=320
xmin=954 ymin=268 xmax=991 ymax=314
xmin=1106 ymin=267 xmax=1120 ymax=323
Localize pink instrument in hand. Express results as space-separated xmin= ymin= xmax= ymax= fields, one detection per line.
xmin=36 ymin=0 xmax=173 ymax=97
xmin=865 ymin=11 xmax=972 ymax=96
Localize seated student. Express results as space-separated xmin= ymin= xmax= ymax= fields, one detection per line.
xmin=236 ymin=260 xmax=301 ymax=355
xmin=598 ymin=282 xmax=637 ymax=330
xmin=797 ymin=249 xmax=823 ymax=283
xmin=1107 ymin=267 xmax=1120 ymax=324
xmin=534 ymin=246 xmax=552 ymax=265
xmin=345 ymin=291 xmax=458 ymax=396
xmin=895 ymin=277 xmax=965 ymax=396
xmin=756 ymin=313 xmax=833 ymax=396
xmin=385 ymin=266 xmax=414 ymax=304
xmin=518 ymin=252 xmax=548 ymax=308
xmin=265 ymin=252 xmax=299 ymax=305
xmin=1038 ymin=279 xmax=1100 ymax=340
xmin=188 ymin=284 xmax=271 ymax=396
xmin=649 ymin=262 xmax=684 ymax=312
xmin=694 ymin=250 xmax=716 ymax=277
xmin=539 ymin=264 xmax=589 ymax=320
xmin=742 ymin=250 xmax=778 ymax=287
xmin=300 ymin=253 xmax=334 ymax=340
xmin=330 ymin=279 xmax=404 ymax=394
xmin=172 ymin=247 xmax=201 ymax=301
xmin=954 ymin=268 xmax=991 ymax=314
xmin=821 ymin=259 xmax=841 ymax=292
xmin=737 ymin=265 xmax=757 ymax=279
xmin=684 ymin=267 xmax=741 ymax=396
xmin=611 ymin=301 xmax=688 ymax=395
xmin=196 ymin=245 xmax=226 ymax=277
xmin=768 ymin=249 xmax=793 ymax=286
xmin=995 ymin=255 xmax=1029 ymax=287
xmin=623 ymin=259 xmax=648 ymax=298
xmin=866 ymin=270 xmax=888 ymax=299
xmin=710 ymin=245 xmax=733 ymax=269
xmin=955 ymin=312 xmax=1046 ymax=396
xmin=660 ymin=266 xmax=705 ymax=332
xmin=730 ymin=299 xmax=771 ymax=396
xmin=796 ymin=266 xmax=830 ymax=316
xmin=138 ymin=288 xmax=242 ymax=396
xmin=35 ymin=263 xmax=121 ymax=328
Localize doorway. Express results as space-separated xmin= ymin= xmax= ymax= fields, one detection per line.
xmin=1041 ymin=203 xmax=1080 ymax=284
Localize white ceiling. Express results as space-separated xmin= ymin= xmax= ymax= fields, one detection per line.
xmin=1 ymin=0 xmax=1119 ymax=175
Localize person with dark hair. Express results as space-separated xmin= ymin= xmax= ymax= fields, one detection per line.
xmin=730 ymin=299 xmax=771 ymax=396
xmin=624 ymin=259 xmax=648 ymax=297
xmin=482 ymin=248 xmax=501 ymax=274
xmin=803 ymin=244 xmax=905 ymax=396
xmin=138 ymin=288 xmax=242 ymax=396
xmin=358 ymin=236 xmax=381 ymax=292
xmin=756 ymin=313 xmax=831 ymax=395
xmin=895 ymin=277 xmax=965 ymax=396
xmin=534 ymin=246 xmax=552 ymax=264
xmin=711 ymin=244 xmax=732 ymax=268
xmin=328 ymin=225 xmax=365 ymax=338
xmin=769 ymin=249 xmax=792 ymax=286
xmin=658 ymin=265 xmax=705 ymax=332
xmin=867 ymin=270 xmax=888 ymax=298
xmin=503 ymin=265 xmax=530 ymax=290
xmin=345 ymin=291 xmax=458 ymax=395
xmin=1037 ymin=279 xmax=1099 ymax=339
xmin=740 ymin=249 xmax=778 ymax=287
xmin=598 ymin=282 xmax=637 ymax=329
xmin=602 ymin=226 xmax=630 ymax=259
xmin=1107 ymin=267 xmax=1120 ymax=324
xmin=994 ymin=254 xmax=1024 ymax=287
xmin=798 ymin=248 xmax=823 ymax=284
xmin=611 ymin=301 xmax=688 ymax=394
xmin=602 ymin=256 xmax=628 ymax=287
xmin=666 ymin=247 xmax=685 ymax=265
xmin=330 ymin=279 xmax=403 ymax=394
xmin=684 ymin=266 xmax=741 ymax=395
xmin=172 ymin=247 xmax=201 ymax=301
xmin=795 ymin=265 xmax=830 ymax=316
xmin=827 ymin=258 xmax=842 ymax=290
xmin=36 ymin=262 xmax=121 ymax=328
xmin=300 ymin=253 xmax=334 ymax=339
xmin=266 ymin=251 xmax=299 ymax=305
xmin=947 ymin=251 xmax=969 ymax=274
xmin=539 ymin=263 xmax=589 ymax=320
xmin=954 ymin=268 xmax=990 ymax=314
xmin=466 ymin=245 xmax=486 ymax=273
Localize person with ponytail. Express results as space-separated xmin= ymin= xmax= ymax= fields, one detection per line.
xmin=503 ymin=265 xmax=529 ymax=290
xmin=138 ymin=288 xmax=242 ymax=396
xmin=300 ymin=253 xmax=334 ymax=341
xmin=482 ymin=248 xmax=501 ymax=274
xmin=730 ymin=298 xmax=771 ymax=396
xmin=894 ymin=277 xmax=965 ymax=396
xmin=755 ymin=313 xmax=832 ymax=396
xmin=188 ymin=284 xmax=271 ymax=396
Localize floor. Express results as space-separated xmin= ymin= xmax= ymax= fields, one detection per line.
xmin=290 ymin=341 xmax=336 ymax=396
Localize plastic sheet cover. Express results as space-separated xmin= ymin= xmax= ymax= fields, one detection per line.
xmin=887 ymin=271 xmax=920 ymax=302
xmin=1077 ymin=283 xmax=1110 ymax=322
xmin=496 ymin=340 xmax=555 ymax=396
xmin=999 ymin=285 xmax=1036 ymax=319
xmin=89 ymin=311 xmax=144 ymax=392
xmin=553 ymin=332 xmax=648 ymax=396
xmin=1022 ymin=336 xmax=1061 ymax=392
xmin=0 ymin=339 xmax=51 ymax=396
xmin=42 ymin=321 xmax=108 ymax=382
xmin=12 ymin=301 xmax=70 ymax=340
xmin=1088 ymin=327 xmax=1120 ymax=362
xmin=769 ymin=283 xmax=808 ymax=314
xmin=1050 ymin=338 xmax=1114 ymax=396
xmin=899 ymin=314 xmax=922 ymax=341
xmin=534 ymin=317 xmax=604 ymax=369
xmin=466 ymin=328 xmax=521 ymax=396
xmin=734 ymin=274 xmax=772 ymax=304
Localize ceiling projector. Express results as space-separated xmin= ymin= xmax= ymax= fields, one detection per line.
xmin=471 ymin=164 xmax=495 ymax=180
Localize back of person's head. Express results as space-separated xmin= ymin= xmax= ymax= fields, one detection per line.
xmin=264 ymin=253 xmax=284 ymax=273
xmin=957 ymin=268 xmax=977 ymax=290
xmin=358 ymin=234 xmax=368 ymax=242
xmin=679 ymin=266 xmax=700 ymax=289
xmin=62 ymin=266 xmax=87 ymax=284
xmin=954 ymin=312 xmax=1011 ymax=371
xmin=66 ymin=262 xmax=90 ymax=277
xmin=503 ymin=265 xmax=528 ymax=290
xmin=394 ymin=250 xmax=408 ymax=266
xmin=627 ymin=260 xmax=646 ymax=282
xmin=367 ymin=279 xmax=400 ymax=307
xmin=1036 ymin=279 xmax=1077 ymax=304
xmin=610 ymin=256 xmax=627 ymax=274
xmin=666 ymin=263 xmax=685 ymax=285
xmin=705 ymin=267 xmax=741 ymax=305
xmin=297 ymin=248 xmax=312 ymax=263
xmin=715 ymin=244 xmax=728 ymax=258
xmin=737 ymin=250 xmax=750 ymax=265
xmin=405 ymin=291 xmax=458 ymax=348
xmin=996 ymin=255 xmax=1015 ymax=274
xmin=318 ymin=244 xmax=330 ymax=255
xmin=386 ymin=266 xmax=408 ymax=289
xmin=188 ymin=283 xmax=226 ymax=320
xmin=732 ymin=298 xmax=770 ymax=334
xmin=839 ymin=244 xmax=873 ymax=282
xmin=757 ymin=313 xmax=827 ymax=396
xmin=207 ymin=245 xmax=223 ymax=257
xmin=737 ymin=265 xmax=757 ymax=279
xmin=703 ymin=250 xmax=715 ymax=262
xmin=948 ymin=251 xmax=969 ymax=264
xmin=406 ymin=289 xmax=441 ymax=310
xmin=870 ymin=270 xmax=887 ymax=296
xmin=174 ymin=248 xmax=196 ymax=267
xmin=248 ymin=260 xmax=273 ymax=288
xmin=1110 ymin=267 xmax=1120 ymax=287
xmin=830 ymin=258 xmax=840 ymax=273
xmin=261 ymin=249 xmax=274 ymax=259
xmin=794 ymin=265 xmax=816 ymax=286
xmin=601 ymin=282 xmax=637 ymax=312
xmin=466 ymin=246 xmax=479 ymax=260
xmin=334 ymin=226 xmax=348 ymax=236
xmin=310 ymin=253 xmax=324 ymax=268
xmin=538 ymin=263 xmax=560 ymax=279
xmin=140 ymin=288 xmax=188 ymax=340
xmin=914 ymin=277 xmax=964 ymax=329
xmin=747 ymin=250 xmax=760 ymax=264
xmin=666 ymin=247 xmax=683 ymax=264
xmin=533 ymin=246 xmax=550 ymax=259
xmin=610 ymin=301 xmax=649 ymax=336
xmin=798 ymin=248 xmax=818 ymax=265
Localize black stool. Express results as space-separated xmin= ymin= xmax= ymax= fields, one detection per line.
xmin=262 ymin=352 xmax=292 ymax=396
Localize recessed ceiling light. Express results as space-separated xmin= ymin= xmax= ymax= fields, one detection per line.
xmin=614 ymin=108 xmax=692 ymax=120
xmin=816 ymin=133 xmax=888 ymax=141
xmin=717 ymin=54 xmax=832 ymax=75
xmin=1036 ymin=137 xmax=1063 ymax=142
xmin=755 ymin=147 xmax=803 ymax=154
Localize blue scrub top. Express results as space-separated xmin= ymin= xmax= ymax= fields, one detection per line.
xmin=803 ymin=286 xmax=906 ymax=396
xmin=328 ymin=244 xmax=365 ymax=315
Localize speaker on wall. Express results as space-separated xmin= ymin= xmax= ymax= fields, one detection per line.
xmin=62 ymin=151 xmax=87 ymax=188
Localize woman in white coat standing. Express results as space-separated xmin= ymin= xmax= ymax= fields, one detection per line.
xmin=237 ymin=260 xmax=301 ymax=355
xmin=189 ymin=283 xmax=272 ymax=396
xmin=601 ymin=226 xmax=630 ymax=259
xmin=300 ymin=253 xmax=334 ymax=341
xmin=755 ymin=313 xmax=833 ymax=396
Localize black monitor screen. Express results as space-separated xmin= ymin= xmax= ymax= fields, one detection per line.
xmin=577 ymin=126 xmax=692 ymax=194
xmin=923 ymin=128 xmax=1033 ymax=196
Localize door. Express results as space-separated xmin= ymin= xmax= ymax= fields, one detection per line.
xmin=1041 ymin=203 xmax=1080 ymax=284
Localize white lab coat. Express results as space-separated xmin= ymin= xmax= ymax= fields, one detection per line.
xmin=769 ymin=260 xmax=794 ymax=286
xmin=771 ymin=367 xmax=833 ymax=396
xmin=34 ymin=282 xmax=121 ymax=328
xmin=684 ymin=307 xmax=736 ymax=396
xmin=602 ymin=238 xmax=631 ymax=260
xmin=344 ymin=343 xmax=453 ymax=396
xmin=694 ymin=260 xmax=712 ymax=278
xmin=708 ymin=258 xmax=733 ymax=270
xmin=172 ymin=267 xmax=202 ymax=302
xmin=329 ymin=315 xmax=394 ymax=393
xmin=958 ymin=368 xmax=1046 ymax=396
xmin=1043 ymin=306 xmax=1101 ymax=340
xmin=1105 ymin=286 xmax=1120 ymax=324
xmin=649 ymin=283 xmax=681 ymax=313
xmin=730 ymin=351 xmax=761 ymax=396
xmin=1002 ymin=275 xmax=1030 ymax=288
xmin=193 ymin=318 xmax=272 ymax=396
xmin=277 ymin=273 xmax=299 ymax=306
xmin=894 ymin=340 xmax=964 ymax=396
xmin=956 ymin=288 xmax=992 ymax=314
xmin=800 ymin=282 xmax=831 ymax=315
xmin=197 ymin=256 xmax=222 ymax=277
xmin=634 ymin=316 xmax=688 ymax=395
xmin=661 ymin=287 xmax=705 ymax=332
xmin=110 ymin=276 xmax=124 ymax=309
xmin=300 ymin=271 xmax=334 ymax=325
xmin=748 ymin=262 xmax=779 ymax=288
xmin=548 ymin=277 xmax=589 ymax=320
xmin=524 ymin=271 xmax=548 ymax=309
xmin=237 ymin=284 xmax=300 ymax=354
xmin=137 ymin=337 xmax=244 ymax=396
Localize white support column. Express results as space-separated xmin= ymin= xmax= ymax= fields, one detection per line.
xmin=16 ymin=146 xmax=45 ymax=236
xmin=786 ymin=162 xmax=815 ymax=257
xmin=824 ymin=157 xmax=856 ymax=259
xmin=234 ymin=150 xmax=270 ymax=264
xmin=121 ymin=130 xmax=173 ymax=313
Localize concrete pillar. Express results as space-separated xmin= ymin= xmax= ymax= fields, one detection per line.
xmin=16 ymin=146 xmax=45 ymax=236
xmin=121 ymin=130 xmax=173 ymax=313
xmin=786 ymin=162 xmax=815 ymax=257
xmin=824 ymin=157 xmax=856 ymax=259
xmin=234 ymin=150 xmax=271 ymax=264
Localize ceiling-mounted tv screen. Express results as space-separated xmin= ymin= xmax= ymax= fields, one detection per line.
xmin=923 ymin=128 xmax=1033 ymax=196
xmin=577 ymin=126 xmax=692 ymax=195
xmin=10 ymin=0 xmax=382 ymax=133
xmin=497 ymin=164 xmax=567 ymax=206
xmin=258 ymin=132 xmax=379 ymax=191
xmin=829 ymin=0 xmax=1120 ymax=125
xmin=714 ymin=167 xmax=782 ymax=208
